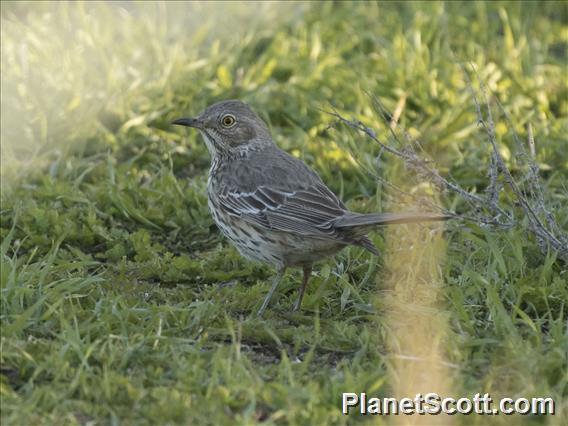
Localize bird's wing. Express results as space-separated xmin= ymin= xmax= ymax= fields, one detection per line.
xmin=218 ymin=182 xmax=348 ymax=238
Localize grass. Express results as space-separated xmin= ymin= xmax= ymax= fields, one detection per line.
xmin=1 ymin=1 xmax=567 ymax=425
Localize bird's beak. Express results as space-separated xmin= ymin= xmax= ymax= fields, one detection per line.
xmin=171 ymin=117 xmax=203 ymax=129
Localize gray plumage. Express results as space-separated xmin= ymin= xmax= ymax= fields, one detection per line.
xmin=173 ymin=100 xmax=450 ymax=315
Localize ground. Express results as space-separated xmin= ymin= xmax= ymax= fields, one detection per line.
xmin=1 ymin=2 xmax=567 ymax=425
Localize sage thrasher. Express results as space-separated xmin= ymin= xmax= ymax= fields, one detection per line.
xmin=173 ymin=100 xmax=449 ymax=315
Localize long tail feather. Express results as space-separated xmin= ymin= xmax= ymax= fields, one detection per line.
xmin=333 ymin=212 xmax=452 ymax=229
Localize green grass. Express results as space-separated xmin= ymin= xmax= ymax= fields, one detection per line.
xmin=1 ymin=1 xmax=567 ymax=425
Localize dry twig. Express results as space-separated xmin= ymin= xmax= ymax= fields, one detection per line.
xmin=327 ymin=66 xmax=567 ymax=263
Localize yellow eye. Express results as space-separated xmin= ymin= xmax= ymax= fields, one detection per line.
xmin=221 ymin=114 xmax=236 ymax=128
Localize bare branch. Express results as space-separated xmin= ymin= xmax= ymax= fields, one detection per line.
xmin=327 ymin=65 xmax=568 ymax=263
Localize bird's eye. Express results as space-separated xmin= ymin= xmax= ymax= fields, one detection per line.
xmin=221 ymin=114 xmax=236 ymax=128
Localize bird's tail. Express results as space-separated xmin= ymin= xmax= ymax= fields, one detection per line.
xmin=333 ymin=212 xmax=452 ymax=229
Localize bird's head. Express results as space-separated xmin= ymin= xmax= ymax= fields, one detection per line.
xmin=172 ymin=100 xmax=272 ymax=156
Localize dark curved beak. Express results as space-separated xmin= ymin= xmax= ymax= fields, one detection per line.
xmin=171 ymin=117 xmax=202 ymax=129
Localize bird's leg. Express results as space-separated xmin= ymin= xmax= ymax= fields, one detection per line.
xmin=293 ymin=265 xmax=312 ymax=312
xmin=257 ymin=267 xmax=286 ymax=316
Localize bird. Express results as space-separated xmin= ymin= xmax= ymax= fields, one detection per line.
xmin=172 ymin=100 xmax=450 ymax=316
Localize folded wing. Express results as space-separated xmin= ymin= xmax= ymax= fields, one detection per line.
xmin=218 ymin=182 xmax=347 ymax=238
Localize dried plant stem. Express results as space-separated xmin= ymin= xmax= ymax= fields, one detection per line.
xmin=328 ymin=67 xmax=568 ymax=263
